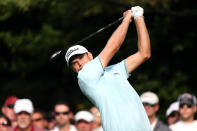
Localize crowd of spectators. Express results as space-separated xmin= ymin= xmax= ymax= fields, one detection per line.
xmin=1 ymin=92 xmax=197 ymax=131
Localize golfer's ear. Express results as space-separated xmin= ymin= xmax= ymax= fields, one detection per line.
xmin=88 ymin=52 xmax=93 ymax=60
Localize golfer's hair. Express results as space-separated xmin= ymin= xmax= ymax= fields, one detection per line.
xmin=68 ymin=53 xmax=87 ymax=66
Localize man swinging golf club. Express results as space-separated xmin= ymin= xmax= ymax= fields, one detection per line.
xmin=65 ymin=6 xmax=151 ymax=131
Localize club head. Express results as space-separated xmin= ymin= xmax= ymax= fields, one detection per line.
xmin=48 ymin=50 xmax=67 ymax=72
xmin=50 ymin=50 xmax=63 ymax=61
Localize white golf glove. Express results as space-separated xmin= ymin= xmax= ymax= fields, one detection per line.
xmin=131 ymin=6 xmax=144 ymax=19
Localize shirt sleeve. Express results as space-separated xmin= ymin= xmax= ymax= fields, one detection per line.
xmin=113 ymin=59 xmax=131 ymax=79
xmin=123 ymin=60 xmax=131 ymax=79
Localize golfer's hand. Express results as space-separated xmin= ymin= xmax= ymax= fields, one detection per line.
xmin=131 ymin=6 xmax=144 ymax=19
xmin=123 ymin=10 xmax=132 ymax=22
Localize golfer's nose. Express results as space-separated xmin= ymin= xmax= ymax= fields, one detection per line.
xmin=78 ymin=61 xmax=83 ymax=68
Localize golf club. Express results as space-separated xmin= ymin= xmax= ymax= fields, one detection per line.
xmin=50 ymin=16 xmax=124 ymax=61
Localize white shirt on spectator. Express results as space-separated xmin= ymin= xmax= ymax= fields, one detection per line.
xmin=53 ymin=125 xmax=77 ymax=131
xmin=170 ymin=120 xmax=197 ymax=131
xmin=151 ymin=118 xmax=158 ymax=131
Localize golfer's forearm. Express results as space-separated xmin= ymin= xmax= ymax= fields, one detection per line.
xmin=135 ymin=17 xmax=151 ymax=60
xmin=99 ymin=17 xmax=131 ymax=69
xmin=106 ymin=17 xmax=131 ymax=53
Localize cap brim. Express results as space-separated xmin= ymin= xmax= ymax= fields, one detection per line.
xmin=67 ymin=52 xmax=87 ymax=66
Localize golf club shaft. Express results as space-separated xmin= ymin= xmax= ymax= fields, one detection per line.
xmin=75 ymin=16 xmax=124 ymax=45
xmin=49 ymin=16 xmax=124 ymax=61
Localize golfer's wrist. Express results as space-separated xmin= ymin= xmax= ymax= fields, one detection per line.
xmin=123 ymin=16 xmax=132 ymax=23
xmin=134 ymin=16 xmax=144 ymax=21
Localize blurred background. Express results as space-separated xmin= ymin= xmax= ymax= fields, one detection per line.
xmin=0 ymin=0 xmax=197 ymax=120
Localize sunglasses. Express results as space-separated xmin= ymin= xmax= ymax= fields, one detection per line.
xmin=0 ymin=121 xmax=8 ymax=126
xmin=142 ymin=102 xmax=155 ymax=107
xmin=7 ymin=104 xmax=14 ymax=109
xmin=179 ymin=103 xmax=193 ymax=108
xmin=32 ymin=118 xmax=43 ymax=122
xmin=55 ymin=111 xmax=70 ymax=116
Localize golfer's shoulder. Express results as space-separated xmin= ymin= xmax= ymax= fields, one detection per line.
xmin=78 ymin=57 xmax=103 ymax=81
xmin=105 ymin=59 xmax=126 ymax=74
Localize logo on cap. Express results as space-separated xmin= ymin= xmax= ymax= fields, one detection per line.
xmin=66 ymin=48 xmax=79 ymax=60
xmin=65 ymin=45 xmax=88 ymax=66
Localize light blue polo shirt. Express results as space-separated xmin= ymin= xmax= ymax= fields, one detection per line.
xmin=78 ymin=56 xmax=151 ymax=131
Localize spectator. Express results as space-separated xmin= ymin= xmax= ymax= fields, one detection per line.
xmin=1 ymin=96 xmax=18 ymax=127
xmin=68 ymin=111 xmax=75 ymax=125
xmin=140 ymin=91 xmax=171 ymax=131
xmin=32 ymin=109 xmax=48 ymax=130
xmin=75 ymin=110 xmax=93 ymax=131
xmin=170 ymin=93 xmax=197 ymax=131
xmin=89 ymin=106 xmax=103 ymax=131
xmin=0 ymin=113 xmax=11 ymax=131
xmin=166 ymin=101 xmax=180 ymax=125
xmin=53 ymin=101 xmax=77 ymax=131
xmin=8 ymin=98 xmax=44 ymax=131
xmin=46 ymin=111 xmax=56 ymax=130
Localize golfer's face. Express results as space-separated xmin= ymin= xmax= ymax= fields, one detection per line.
xmin=71 ymin=53 xmax=93 ymax=73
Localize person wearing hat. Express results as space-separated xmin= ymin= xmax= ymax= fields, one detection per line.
xmin=65 ymin=6 xmax=151 ymax=131
xmin=8 ymin=99 xmax=44 ymax=131
xmin=75 ymin=111 xmax=93 ymax=131
xmin=170 ymin=93 xmax=197 ymax=131
xmin=140 ymin=91 xmax=171 ymax=131
xmin=166 ymin=101 xmax=180 ymax=125
xmin=1 ymin=96 xmax=18 ymax=127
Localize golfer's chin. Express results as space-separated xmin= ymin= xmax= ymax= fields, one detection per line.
xmin=74 ymin=67 xmax=83 ymax=73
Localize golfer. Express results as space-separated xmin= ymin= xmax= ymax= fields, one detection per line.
xmin=65 ymin=6 xmax=151 ymax=131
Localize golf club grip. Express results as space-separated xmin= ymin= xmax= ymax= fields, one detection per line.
xmin=75 ymin=16 xmax=124 ymax=45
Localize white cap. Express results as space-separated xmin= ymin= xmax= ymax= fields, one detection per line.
xmin=65 ymin=45 xmax=88 ymax=66
xmin=75 ymin=111 xmax=93 ymax=123
xmin=140 ymin=91 xmax=159 ymax=105
xmin=14 ymin=99 xmax=34 ymax=114
xmin=166 ymin=101 xmax=179 ymax=117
